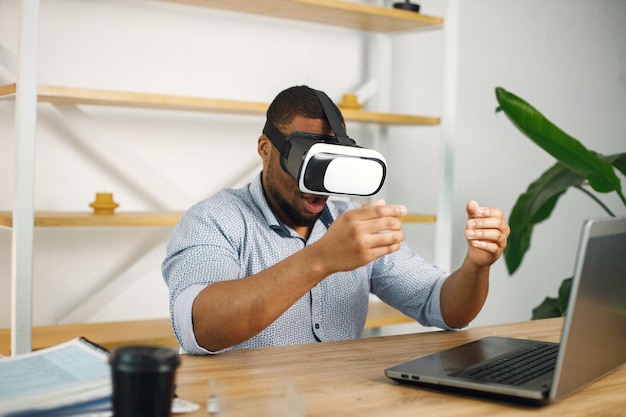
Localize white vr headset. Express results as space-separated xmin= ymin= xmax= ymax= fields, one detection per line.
xmin=263 ymin=90 xmax=387 ymax=197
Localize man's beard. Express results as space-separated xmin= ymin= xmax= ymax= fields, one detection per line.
xmin=264 ymin=164 xmax=320 ymax=228
xmin=268 ymin=184 xmax=319 ymax=228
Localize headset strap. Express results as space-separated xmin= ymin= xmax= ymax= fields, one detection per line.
xmin=262 ymin=89 xmax=355 ymax=151
xmin=312 ymin=90 xmax=353 ymax=146
xmin=262 ymin=119 xmax=288 ymax=154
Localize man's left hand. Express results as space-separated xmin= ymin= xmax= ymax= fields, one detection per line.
xmin=464 ymin=200 xmax=510 ymax=268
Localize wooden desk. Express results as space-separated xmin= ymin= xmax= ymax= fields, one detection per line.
xmin=175 ymin=318 xmax=625 ymax=416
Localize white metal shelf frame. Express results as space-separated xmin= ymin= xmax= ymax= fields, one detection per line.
xmin=436 ymin=0 xmax=459 ymax=272
xmin=12 ymin=0 xmax=40 ymax=355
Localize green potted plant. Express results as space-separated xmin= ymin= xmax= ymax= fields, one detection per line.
xmin=495 ymin=87 xmax=626 ymax=319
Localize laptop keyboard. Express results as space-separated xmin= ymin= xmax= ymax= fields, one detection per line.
xmin=457 ymin=343 xmax=559 ymax=386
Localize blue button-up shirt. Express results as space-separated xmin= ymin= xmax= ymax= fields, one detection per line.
xmin=162 ymin=174 xmax=451 ymax=354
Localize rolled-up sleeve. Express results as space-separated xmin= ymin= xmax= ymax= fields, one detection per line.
xmin=172 ymin=284 xmax=228 ymax=355
xmin=162 ymin=198 xmax=242 ymax=355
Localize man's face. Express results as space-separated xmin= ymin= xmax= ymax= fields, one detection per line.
xmin=259 ymin=116 xmax=332 ymax=234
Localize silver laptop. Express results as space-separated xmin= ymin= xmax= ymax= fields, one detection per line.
xmin=385 ymin=216 xmax=626 ymax=405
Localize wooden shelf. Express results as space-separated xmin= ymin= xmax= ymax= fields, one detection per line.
xmin=0 ymin=319 xmax=179 ymax=355
xmin=365 ymin=301 xmax=413 ymax=328
xmin=161 ymin=0 xmax=443 ymax=32
xmin=0 ymin=211 xmax=184 ymax=228
xmin=0 ymin=84 xmax=440 ymax=125
xmin=401 ymin=214 xmax=436 ymax=223
xmin=340 ymin=107 xmax=439 ymax=125
xmin=0 ymin=211 xmax=434 ymax=228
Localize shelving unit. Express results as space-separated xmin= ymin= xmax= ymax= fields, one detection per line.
xmin=5 ymin=0 xmax=448 ymax=354
xmin=0 ymin=80 xmax=441 ymax=230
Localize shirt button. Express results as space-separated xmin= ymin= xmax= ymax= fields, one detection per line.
xmin=314 ymin=323 xmax=320 ymax=329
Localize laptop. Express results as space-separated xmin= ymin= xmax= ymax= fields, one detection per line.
xmin=385 ymin=216 xmax=626 ymax=405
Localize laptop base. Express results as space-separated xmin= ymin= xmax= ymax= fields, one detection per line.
xmin=389 ymin=377 xmax=550 ymax=407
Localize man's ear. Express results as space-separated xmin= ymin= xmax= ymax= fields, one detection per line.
xmin=258 ymin=135 xmax=272 ymax=161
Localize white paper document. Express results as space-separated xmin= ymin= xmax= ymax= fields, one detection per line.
xmin=0 ymin=337 xmax=111 ymax=416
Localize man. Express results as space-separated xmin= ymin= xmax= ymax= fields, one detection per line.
xmin=162 ymin=85 xmax=510 ymax=355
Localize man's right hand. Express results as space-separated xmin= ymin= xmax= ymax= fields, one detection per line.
xmin=311 ymin=200 xmax=407 ymax=274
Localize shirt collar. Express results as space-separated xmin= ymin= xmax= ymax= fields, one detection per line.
xmin=250 ymin=173 xmax=333 ymax=238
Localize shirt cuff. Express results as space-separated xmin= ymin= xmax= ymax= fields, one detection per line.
xmin=425 ymin=275 xmax=459 ymax=330
xmin=173 ymin=283 xmax=226 ymax=355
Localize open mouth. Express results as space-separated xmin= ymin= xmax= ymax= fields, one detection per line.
xmin=302 ymin=194 xmax=328 ymax=214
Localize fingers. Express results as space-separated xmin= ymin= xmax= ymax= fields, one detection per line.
xmin=466 ymin=200 xmax=479 ymax=217
xmin=372 ymin=199 xmax=385 ymax=206
xmin=466 ymin=200 xmax=504 ymax=221
xmin=466 ymin=233 xmax=504 ymax=253
xmin=464 ymin=201 xmax=510 ymax=254
xmin=358 ymin=202 xmax=407 ymax=256
xmin=366 ymin=240 xmax=404 ymax=260
xmin=467 ymin=217 xmax=506 ymax=234
xmin=340 ymin=201 xmax=407 ymax=235
xmin=366 ymin=199 xmax=408 ymax=218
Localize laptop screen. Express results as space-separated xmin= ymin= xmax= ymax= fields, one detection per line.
xmin=551 ymin=219 xmax=626 ymax=400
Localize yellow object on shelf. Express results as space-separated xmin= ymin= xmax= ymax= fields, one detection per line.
xmin=338 ymin=94 xmax=362 ymax=110
xmin=89 ymin=192 xmax=119 ymax=215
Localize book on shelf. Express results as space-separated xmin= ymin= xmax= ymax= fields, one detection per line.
xmin=0 ymin=337 xmax=111 ymax=416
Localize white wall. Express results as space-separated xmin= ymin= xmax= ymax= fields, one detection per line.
xmin=1 ymin=0 xmax=625 ymax=330
xmin=451 ymin=0 xmax=626 ymax=326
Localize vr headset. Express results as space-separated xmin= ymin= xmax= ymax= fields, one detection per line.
xmin=263 ymin=90 xmax=387 ymax=197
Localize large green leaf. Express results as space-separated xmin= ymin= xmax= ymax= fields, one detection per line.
xmin=531 ymin=277 xmax=572 ymax=320
xmin=504 ymin=153 xmax=626 ymax=274
xmin=531 ymin=297 xmax=560 ymax=320
xmin=495 ymin=87 xmax=622 ymax=195
xmin=606 ymin=153 xmax=626 ymax=178
xmin=557 ymin=277 xmax=573 ymax=314
xmin=504 ymin=163 xmax=584 ymax=274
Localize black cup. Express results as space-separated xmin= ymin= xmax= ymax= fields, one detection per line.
xmin=109 ymin=346 xmax=180 ymax=417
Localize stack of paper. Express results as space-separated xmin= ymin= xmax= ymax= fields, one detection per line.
xmin=0 ymin=338 xmax=112 ymax=416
